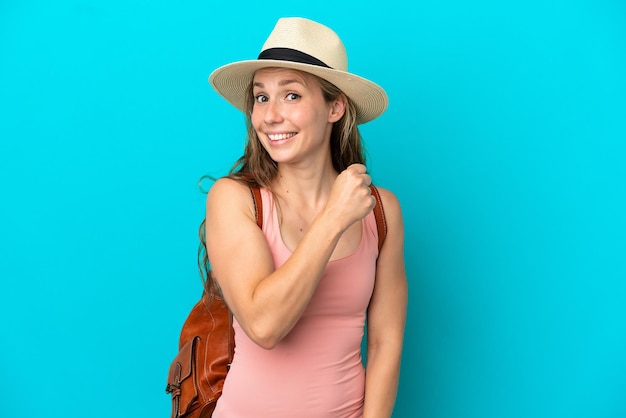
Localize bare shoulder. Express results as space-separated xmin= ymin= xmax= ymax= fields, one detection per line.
xmin=207 ymin=176 xmax=250 ymax=200
xmin=206 ymin=177 xmax=256 ymax=221
xmin=374 ymin=186 xmax=403 ymax=229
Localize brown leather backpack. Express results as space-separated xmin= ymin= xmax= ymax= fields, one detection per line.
xmin=165 ymin=185 xmax=387 ymax=418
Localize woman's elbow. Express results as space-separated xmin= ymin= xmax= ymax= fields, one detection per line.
xmin=244 ymin=321 xmax=284 ymax=350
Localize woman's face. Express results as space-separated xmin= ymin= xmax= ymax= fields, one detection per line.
xmin=250 ymin=68 xmax=345 ymax=167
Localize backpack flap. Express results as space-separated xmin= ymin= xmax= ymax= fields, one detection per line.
xmin=166 ymin=336 xmax=199 ymax=417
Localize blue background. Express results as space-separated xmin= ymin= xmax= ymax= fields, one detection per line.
xmin=1 ymin=1 xmax=625 ymax=417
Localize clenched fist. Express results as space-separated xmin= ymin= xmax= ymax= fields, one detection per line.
xmin=325 ymin=164 xmax=376 ymax=232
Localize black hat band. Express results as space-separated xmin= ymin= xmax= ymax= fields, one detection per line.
xmin=257 ymin=48 xmax=331 ymax=69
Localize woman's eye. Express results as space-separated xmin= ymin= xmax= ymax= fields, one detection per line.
xmin=286 ymin=93 xmax=300 ymax=101
xmin=254 ymin=95 xmax=268 ymax=103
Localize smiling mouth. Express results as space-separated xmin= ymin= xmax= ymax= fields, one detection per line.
xmin=267 ymin=132 xmax=297 ymax=141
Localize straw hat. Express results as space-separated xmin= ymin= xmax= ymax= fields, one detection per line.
xmin=208 ymin=17 xmax=388 ymax=124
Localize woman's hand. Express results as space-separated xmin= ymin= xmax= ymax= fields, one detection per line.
xmin=325 ymin=164 xmax=376 ymax=232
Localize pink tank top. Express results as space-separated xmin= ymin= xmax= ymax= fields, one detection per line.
xmin=213 ymin=188 xmax=379 ymax=418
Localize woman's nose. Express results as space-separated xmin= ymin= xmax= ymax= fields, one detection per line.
xmin=263 ymin=99 xmax=283 ymax=124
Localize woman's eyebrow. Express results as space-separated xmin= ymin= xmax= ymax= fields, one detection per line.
xmin=279 ymin=79 xmax=302 ymax=86
xmin=253 ymin=79 xmax=303 ymax=88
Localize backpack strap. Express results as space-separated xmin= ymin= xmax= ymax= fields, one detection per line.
xmin=370 ymin=185 xmax=387 ymax=254
xmin=251 ymin=185 xmax=387 ymax=252
xmin=250 ymin=186 xmax=263 ymax=228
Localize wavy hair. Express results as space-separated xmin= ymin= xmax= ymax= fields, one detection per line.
xmin=198 ymin=72 xmax=366 ymax=291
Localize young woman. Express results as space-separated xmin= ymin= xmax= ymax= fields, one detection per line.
xmin=204 ymin=17 xmax=407 ymax=418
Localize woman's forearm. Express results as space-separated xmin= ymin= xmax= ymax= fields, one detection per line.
xmin=363 ymin=342 xmax=403 ymax=418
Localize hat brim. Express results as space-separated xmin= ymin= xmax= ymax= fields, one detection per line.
xmin=209 ymin=60 xmax=388 ymax=124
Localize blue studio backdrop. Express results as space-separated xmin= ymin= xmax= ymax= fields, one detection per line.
xmin=1 ymin=1 xmax=625 ymax=417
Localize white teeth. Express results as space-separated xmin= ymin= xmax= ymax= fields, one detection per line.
xmin=267 ymin=133 xmax=295 ymax=141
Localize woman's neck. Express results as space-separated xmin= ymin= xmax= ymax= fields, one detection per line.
xmin=271 ymin=161 xmax=338 ymax=207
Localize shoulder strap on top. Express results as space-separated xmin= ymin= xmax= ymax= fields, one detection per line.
xmin=250 ymin=186 xmax=263 ymax=228
xmin=370 ymin=185 xmax=387 ymax=253
xmin=250 ymin=185 xmax=386 ymax=252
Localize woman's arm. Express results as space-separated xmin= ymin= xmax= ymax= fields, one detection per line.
xmin=363 ymin=187 xmax=408 ymax=418
xmin=204 ymin=165 xmax=374 ymax=349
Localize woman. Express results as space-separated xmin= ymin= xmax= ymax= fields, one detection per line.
xmin=204 ymin=17 xmax=407 ymax=418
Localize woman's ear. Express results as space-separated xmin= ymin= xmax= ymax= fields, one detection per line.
xmin=328 ymin=94 xmax=347 ymax=123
